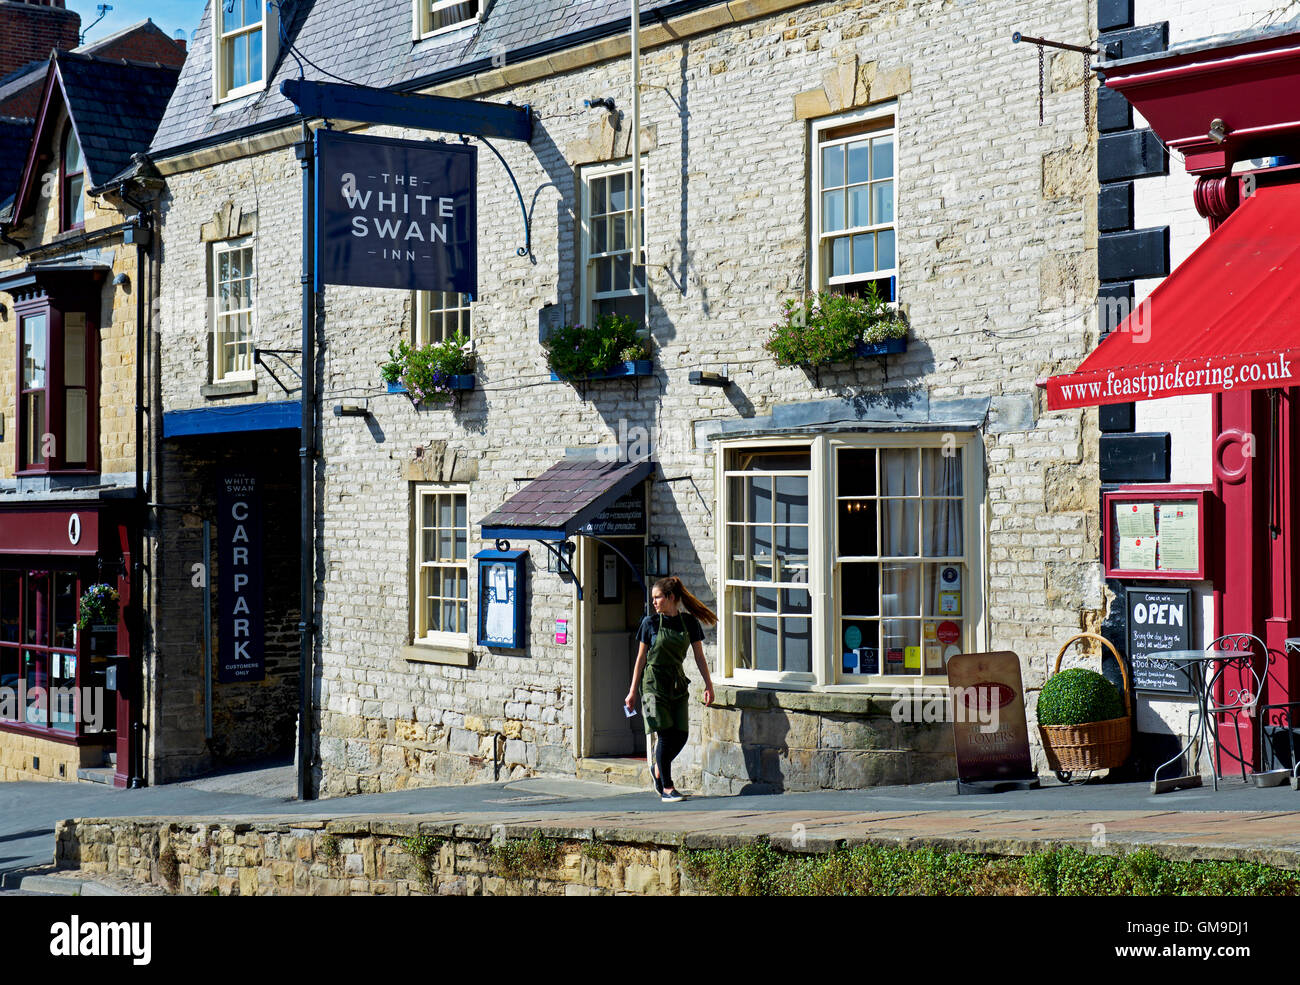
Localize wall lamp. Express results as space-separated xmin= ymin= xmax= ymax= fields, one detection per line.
xmin=689 ymin=369 xmax=731 ymax=388
xmin=112 ymin=272 xmax=130 ymax=289
xmin=332 ymin=401 xmax=370 ymax=418
xmin=1208 ymin=118 xmax=1229 ymax=145
xmin=584 ymin=97 xmax=617 ymax=112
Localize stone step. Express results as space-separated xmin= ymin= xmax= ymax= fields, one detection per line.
xmin=576 ymin=756 xmax=650 ymax=788
xmin=76 ymin=767 xmax=115 ymax=785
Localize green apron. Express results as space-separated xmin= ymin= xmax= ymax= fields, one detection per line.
xmin=640 ymin=614 xmax=691 ymax=734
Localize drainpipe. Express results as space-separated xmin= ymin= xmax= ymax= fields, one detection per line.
xmin=296 ymin=122 xmax=317 ymax=801
xmin=631 ymin=0 xmax=643 ymax=279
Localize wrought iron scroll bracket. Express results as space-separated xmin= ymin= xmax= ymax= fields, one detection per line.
xmin=468 ymin=130 xmax=535 ymax=263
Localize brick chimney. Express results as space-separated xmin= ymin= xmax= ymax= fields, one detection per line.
xmin=0 ymin=0 xmax=81 ymax=79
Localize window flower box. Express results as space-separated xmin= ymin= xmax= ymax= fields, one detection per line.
xmin=549 ymin=360 xmax=652 ymax=382
xmin=387 ymin=376 xmax=476 ymax=394
xmin=855 ymin=338 xmax=907 ymax=358
xmin=766 ymin=285 xmax=908 ymax=369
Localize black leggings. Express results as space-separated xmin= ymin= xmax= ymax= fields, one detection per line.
xmin=654 ymin=728 xmax=689 ymax=790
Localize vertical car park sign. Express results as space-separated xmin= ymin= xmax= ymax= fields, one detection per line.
xmin=315 ymin=128 xmax=478 ymax=293
xmin=218 ymin=473 xmax=265 ymax=683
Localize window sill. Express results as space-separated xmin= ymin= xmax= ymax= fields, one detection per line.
xmin=402 ymin=642 xmax=472 ymax=666
xmin=203 ymin=379 xmax=257 ymax=399
xmin=713 ymin=682 xmax=939 ymax=716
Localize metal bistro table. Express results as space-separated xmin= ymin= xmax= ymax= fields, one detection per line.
xmin=1149 ymin=649 xmax=1235 ymax=794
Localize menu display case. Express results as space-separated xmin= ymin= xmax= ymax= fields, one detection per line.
xmin=1102 ymin=487 xmax=1209 ymax=581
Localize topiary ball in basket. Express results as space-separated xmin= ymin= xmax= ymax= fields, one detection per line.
xmin=1037 ymin=668 xmax=1123 ymax=726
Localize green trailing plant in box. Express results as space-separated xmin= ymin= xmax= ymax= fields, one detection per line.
xmin=1037 ymin=668 xmax=1124 ymax=726
xmin=77 ymin=583 xmax=119 ymax=630
xmin=380 ymin=332 xmax=475 ymax=404
xmin=765 ymin=283 xmax=907 ymax=367
xmin=543 ymin=312 xmax=651 ymax=379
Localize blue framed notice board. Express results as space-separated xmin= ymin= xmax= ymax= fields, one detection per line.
xmin=474 ymin=549 xmax=528 ymax=649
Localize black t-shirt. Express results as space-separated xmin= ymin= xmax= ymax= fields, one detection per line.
xmin=637 ymin=611 xmax=705 ymax=649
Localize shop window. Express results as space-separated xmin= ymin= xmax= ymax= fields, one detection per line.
xmin=811 ymin=104 xmax=896 ymax=297
xmin=0 ymin=569 xmax=83 ymax=734
xmin=720 ymin=434 xmax=983 ymax=687
xmin=413 ymin=486 xmax=471 ymax=646
xmin=60 ymin=127 xmax=84 ymax=231
xmin=580 ymin=160 xmax=646 ymax=327
xmin=212 ymin=238 xmax=256 ymax=383
xmin=415 ymin=0 xmax=481 ymax=39
xmin=214 ymin=0 xmax=278 ymax=102
xmin=415 ymin=291 xmax=472 ymax=346
xmin=16 ymin=303 xmax=95 ymax=474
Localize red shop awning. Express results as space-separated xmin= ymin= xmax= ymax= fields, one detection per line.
xmin=1043 ymin=180 xmax=1300 ymax=410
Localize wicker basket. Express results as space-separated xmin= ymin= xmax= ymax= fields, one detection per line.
xmin=1038 ymin=633 xmax=1132 ymax=774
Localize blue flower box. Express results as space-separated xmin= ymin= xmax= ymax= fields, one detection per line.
xmin=550 ymin=360 xmax=654 ymax=382
xmin=854 ymin=337 xmax=907 ymax=358
xmin=387 ymin=375 xmax=476 ymax=395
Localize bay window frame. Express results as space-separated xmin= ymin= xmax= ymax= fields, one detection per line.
xmin=715 ymin=431 xmax=986 ymax=691
xmin=14 ymin=291 xmax=98 ymax=476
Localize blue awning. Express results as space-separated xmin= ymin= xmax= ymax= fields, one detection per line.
xmin=163 ymin=400 xmax=301 ymax=438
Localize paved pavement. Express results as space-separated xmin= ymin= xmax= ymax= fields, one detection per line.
xmin=5 ymin=767 xmax=1300 ymax=888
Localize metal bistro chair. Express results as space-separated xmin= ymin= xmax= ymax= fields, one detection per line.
xmin=1203 ymin=633 xmax=1267 ymax=788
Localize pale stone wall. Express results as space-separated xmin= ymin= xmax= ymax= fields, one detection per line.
xmin=154 ymin=0 xmax=1098 ymax=794
xmin=0 ymin=729 xmax=106 ymax=782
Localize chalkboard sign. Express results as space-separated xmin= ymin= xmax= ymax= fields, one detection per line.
xmin=1127 ymin=588 xmax=1193 ymax=693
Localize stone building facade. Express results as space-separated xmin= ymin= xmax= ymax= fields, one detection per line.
xmin=149 ymin=0 xmax=1100 ymax=797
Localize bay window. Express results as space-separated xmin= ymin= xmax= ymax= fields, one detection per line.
xmin=16 ymin=299 xmax=95 ymax=474
xmin=719 ymin=433 xmax=984 ymax=688
xmin=413 ymin=486 xmax=471 ymax=646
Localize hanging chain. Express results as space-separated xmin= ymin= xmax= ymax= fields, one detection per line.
xmin=1082 ymin=52 xmax=1092 ymax=130
xmin=1038 ymin=45 xmax=1045 ymax=126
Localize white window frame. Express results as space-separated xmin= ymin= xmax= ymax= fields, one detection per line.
xmin=413 ymin=290 xmax=473 ymax=347
xmin=810 ymin=102 xmax=898 ymax=295
xmin=413 ymin=0 xmax=482 ymax=41
xmin=412 ymin=484 xmax=472 ymax=648
xmin=579 ymin=158 xmax=648 ymax=331
xmin=213 ymin=0 xmax=279 ymax=103
xmin=211 ymin=236 xmax=256 ymax=383
xmin=715 ymin=432 xmax=986 ymax=692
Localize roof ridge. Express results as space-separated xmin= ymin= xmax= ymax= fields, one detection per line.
xmin=54 ymin=48 xmax=182 ymax=75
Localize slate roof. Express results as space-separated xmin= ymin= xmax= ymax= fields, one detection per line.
xmin=0 ymin=116 xmax=33 ymax=216
xmin=152 ymin=0 xmax=728 ymax=157
xmin=480 ymin=457 xmax=655 ymax=537
xmin=55 ymin=50 xmax=180 ymax=188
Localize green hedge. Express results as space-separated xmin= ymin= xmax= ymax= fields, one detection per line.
xmin=1037 ymin=667 xmax=1124 ymax=726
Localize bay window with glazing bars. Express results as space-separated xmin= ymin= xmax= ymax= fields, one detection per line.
xmin=0 ymin=568 xmax=113 ymax=738
xmin=719 ymin=435 xmax=984 ymax=687
xmin=15 ymin=292 xmax=95 ymax=475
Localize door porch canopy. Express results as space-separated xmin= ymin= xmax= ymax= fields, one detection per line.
xmin=1042 ymin=180 xmax=1300 ymax=410
xmin=480 ymin=457 xmax=655 ymax=542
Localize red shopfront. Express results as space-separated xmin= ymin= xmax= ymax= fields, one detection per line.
xmin=1045 ymin=26 xmax=1300 ymax=772
xmin=0 ymin=504 xmax=135 ymax=786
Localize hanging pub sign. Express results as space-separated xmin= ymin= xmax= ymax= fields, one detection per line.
xmin=217 ymin=473 xmax=265 ymax=683
xmin=474 ymin=548 xmax=527 ymax=649
xmin=314 ymin=129 xmax=477 ymax=293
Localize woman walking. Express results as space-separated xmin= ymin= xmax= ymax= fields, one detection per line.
xmin=624 ymin=575 xmax=717 ymax=802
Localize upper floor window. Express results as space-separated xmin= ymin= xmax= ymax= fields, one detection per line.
xmin=811 ymin=105 xmax=896 ymax=298
xmin=415 ymin=291 xmax=472 ymax=346
xmin=580 ymin=160 xmax=646 ymax=327
xmin=60 ymin=127 xmax=84 ymax=231
xmin=213 ymin=238 xmax=256 ymax=382
xmin=16 ymin=302 xmax=94 ymax=474
xmin=416 ymin=0 xmax=481 ymax=40
xmin=215 ymin=0 xmax=277 ymax=102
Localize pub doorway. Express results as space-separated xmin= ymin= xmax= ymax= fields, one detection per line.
xmin=582 ymin=535 xmax=649 ymax=758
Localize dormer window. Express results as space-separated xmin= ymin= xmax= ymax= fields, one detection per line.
xmin=214 ymin=0 xmax=278 ymax=102
xmin=416 ymin=0 xmax=480 ymax=40
xmin=60 ymin=127 xmax=83 ymax=231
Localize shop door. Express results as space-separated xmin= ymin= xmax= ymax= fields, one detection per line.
xmin=588 ymin=539 xmax=647 ymax=757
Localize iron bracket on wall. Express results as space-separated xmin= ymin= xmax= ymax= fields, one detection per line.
xmin=254 ymin=347 xmax=303 ymax=394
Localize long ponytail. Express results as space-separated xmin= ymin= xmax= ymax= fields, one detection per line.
xmin=655 ymin=575 xmax=718 ymax=627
